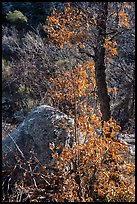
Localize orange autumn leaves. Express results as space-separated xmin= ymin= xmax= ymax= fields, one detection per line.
xmin=46 ymin=2 xmax=129 ymax=64
xmin=103 ymin=39 xmax=118 ymax=63
xmin=45 ymin=3 xmax=92 ymax=48
xmin=50 ymin=57 xmax=120 ymax=141
xmin=47 ymin=3 xmax=134 ymax=202
xmin=51 ymin=115 xmax=134 ymax=202
xmin=118 ymin=8 xmax=129 ymax=28
xmin=104 ymin=39 xmax=117 ymax=56
xmin=50 ymin=60 xmax=97 ymax=108
xmin=49 ymin=58 xmax=135 ymax=201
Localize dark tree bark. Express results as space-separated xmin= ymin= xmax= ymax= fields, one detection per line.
xmin=94 ymin=2 xmax=111 ymax=122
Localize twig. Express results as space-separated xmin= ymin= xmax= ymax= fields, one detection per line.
xmin=40 ymin=175 xmax=50 ymax=185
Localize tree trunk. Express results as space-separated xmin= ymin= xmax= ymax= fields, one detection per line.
xmin=94 ymin=2 xmax=111 ymax=122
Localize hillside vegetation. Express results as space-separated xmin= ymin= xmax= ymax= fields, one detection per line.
xmin=2 ymin=2 xmax=135 ymax=202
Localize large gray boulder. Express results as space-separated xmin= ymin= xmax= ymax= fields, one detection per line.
xmin=2 ymin=105 xmax=75 ymax=166
xmin=3 ymin=105 xmax=135 ymax=167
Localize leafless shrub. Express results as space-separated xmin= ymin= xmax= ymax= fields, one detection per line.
xmin=2 ymin=26 xmax=90 ymax=116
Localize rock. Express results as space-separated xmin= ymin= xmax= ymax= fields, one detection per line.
xmin=2 ymin=105 xmax=75 ymax=167
xmin=3 ymin=105 xmax=135 ymax=167
xmin=119 ymin=134 xmax=135 ymax=157
xmin=125 ymin=138 xmax=135 ymax=145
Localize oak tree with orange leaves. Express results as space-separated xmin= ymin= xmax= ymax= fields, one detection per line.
xmin=44 ymin=2 xmax=135 ymax=202
xmin=45 ymin=2 xmax=131 ymax=123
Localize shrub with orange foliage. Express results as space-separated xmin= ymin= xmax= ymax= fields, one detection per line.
xmin=48 ymin=61 xmax=135 ymax=202
xmin=45 ymin=3 xmax=134 ymax=201
xmin=49 ymin=60 xmax=97 ymax=115
xmin=49 ymin=111 xmax=135 ymax=202
xmin=45 ymin=3 xmax=93 ymax=49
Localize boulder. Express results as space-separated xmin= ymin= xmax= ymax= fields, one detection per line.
xmin=2 ymin=105 xmax=75 ymax=167
xmin=3 ymin=105 xmax=135 ymax=167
